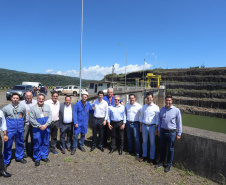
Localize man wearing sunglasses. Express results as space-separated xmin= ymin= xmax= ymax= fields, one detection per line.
xmin=107 ymin=95 xmax=126 ymax=155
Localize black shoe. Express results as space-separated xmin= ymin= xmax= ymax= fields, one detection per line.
xmin=135 ymin=154 xmax=140 ymax=161
xmin=50 ymin=149 xmax=59 ymax=155
xmin=42 ymin=158 xmax=50 ymax=163
xmin=109 ymin=149 xmax=116 ymax=154
xmin=80 ymin=147 xmax=86 ymax=152
xmin=150 ymin=159 xmax=157 ymax=166
xmin=119 ymin=149 xmax=122 ymax=155
xmin=24 ymin=152 xmax=28 ymax=158
xmin=139 ymin=157 xmax=147 ymax=162
xmin=0 ymin=170 xmax=12 ymax=178
xmin=99 ymin=147 xmax=104 ymax=152
xmin=16 ymin=158 xmax=27 ymax=164
xmin=71 ymin=149 xmax=76 ymax=155
xmin=155 ymin=162 xmax=164 ymax=168
xmin=164 ymin=165 xmax=171 ymax=173
xmin=67 ymin=148 xmax=71 ymax=152
xmin=125 ymin=151 xmax=132 ymax=155
xmin=35 ymin=160 xmax=40 ymax=167
xmin=90 ymin=146 xmax=95 ymax=152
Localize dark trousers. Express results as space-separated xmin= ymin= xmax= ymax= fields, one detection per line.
xmin=24 ymin=123 xmax=33 ymax=153
xmin=111 ymin=121 xmax=124 ymax=150
xmin=50 ymin=121 xmax=59 ymax=150
xmin=60 ymin=123 xmax=73 ymax=150
xmin=0 ymin=135 xmax=4 ymax=172
xmin=160 ymin=128 xmax=177 ymax=166
xmin=92 ymin=117 xmax=104 ymax=148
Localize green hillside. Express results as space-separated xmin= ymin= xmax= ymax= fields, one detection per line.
xmin=0 ymin=68 xmax=88 ymax=87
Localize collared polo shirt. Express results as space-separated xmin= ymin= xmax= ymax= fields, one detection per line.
xmin=20 ymin=99 xmax=37 ymax=125
xmin=0 ymin=110 xmax=7 ymax=131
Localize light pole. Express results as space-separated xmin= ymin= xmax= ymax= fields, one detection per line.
xmin=79 ymin=0 xmax=83 ymax=99
xmin=118 ymin=43 xmax=127 ymax=90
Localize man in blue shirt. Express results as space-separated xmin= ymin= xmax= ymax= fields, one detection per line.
xmin=107 ymin=95 xmax=126 ymax=155
xmin=156 ymin=94 xmax=182 ymax=173
xmin=71 ymin=92 xmax=93 ymax=154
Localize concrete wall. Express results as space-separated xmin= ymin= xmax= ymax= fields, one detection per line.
xmin=88 ymin=89 xmax=226 ymax=183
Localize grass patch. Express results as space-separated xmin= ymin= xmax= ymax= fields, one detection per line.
xmin=64 ymin=157 xmax=72 ymax=162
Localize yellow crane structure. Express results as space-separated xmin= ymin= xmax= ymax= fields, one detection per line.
xmin=146 ymin=73 xmax=162 ymax=88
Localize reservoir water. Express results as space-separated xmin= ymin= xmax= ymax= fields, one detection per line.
xmin=182 ymin=113 xmax=226 ymax=134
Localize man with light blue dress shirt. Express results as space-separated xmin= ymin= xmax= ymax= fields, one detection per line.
xmin=108 ymin=95 xmax=126 ymax=155
xmin=125 ymin=94 xmax=142 ymax=161
xmin=90 ymin=91 xmax=108 ymax=152
xmin=0 ymin=110 xmax=11 ymax=177
xmin=139 ymin=92 xmax=159 ymax=165
xmin=156 ymin=94 xmax=182 ymax=173
xmin=20 ymin=91 xmax=37 ymax=158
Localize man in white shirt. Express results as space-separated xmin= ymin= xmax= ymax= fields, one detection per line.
xmin=140 ymin=92 xmax=159 ymax=165
xmin=59 ymin=96 xmax=74 ymax=154
xmin=20 ymin=91 xmax=37 ymax=158
xmin=125 ymin=94 xmax=142 ymax=161
xmin=90 ymin=91 xmax=108 ymax=152
xmin=0 ymin=110 xmax=11 ymax=177
xmin=45 ymin=91 xmax=60 ymax=155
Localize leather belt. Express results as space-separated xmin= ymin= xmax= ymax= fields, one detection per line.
xmin=52 ymin=120 xmax=59 ymax=123
xmin=143 ymin=123 xmax=156 ymax=127
xmin=127 ymin=120 xmax=139 ymax=123
xmin=94 ymin=117 xmax=105 ymax=119
xmin=111 ymin=120 xmax=123 ymax=123
xmin=162 ymin=128 xmax=176 ymax=133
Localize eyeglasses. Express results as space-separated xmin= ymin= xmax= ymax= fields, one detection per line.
xmin=114 ymin=99 xmax=120 ymax=101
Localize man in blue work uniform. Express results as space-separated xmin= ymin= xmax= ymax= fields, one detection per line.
xmin=2 ymin=93 xmax=27 ymax=169
xmin=30 ymin=93 xmax=52 ymax=166
xmin=71 ymin=91 xmax=93 ymax=155
xmin=108 ymin=95 xmax=126 ymax=155
xmin=156 ymin=94 xmax=182 ymax=173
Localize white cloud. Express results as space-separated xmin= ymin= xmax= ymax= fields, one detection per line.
xmin=46 ymin=69 xmax=53 ymax=73
xmin=46 ymin=62 xmax=151 ymax=80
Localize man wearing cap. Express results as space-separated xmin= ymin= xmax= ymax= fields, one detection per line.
xmin=0 ymin=110 xmax=11 ymax=177
xmin=156 ymin=94 xmax=182 ymax=173
xmin=90 ymin=91 xmax=108 ymax=152
xmin=20 ymin=91 xmax=37 ymax=158
xmin=45 ymin=91 xmax=60 ymax=155
xmin=107 ymin=95 xmax=126 ymax=155
xmin=2 ymin=93 xmax=27 ymax=169
xmin=30 ymin=93 xmax=52 ymax=166
xmin=71 ymin=91 xmax=94 ymax=154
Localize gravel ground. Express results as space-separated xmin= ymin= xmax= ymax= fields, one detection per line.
xmin=0 ymin=90 xmax=218 ymax=184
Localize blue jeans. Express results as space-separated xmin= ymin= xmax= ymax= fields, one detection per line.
xmin=72 ymin=133 xmax=85 ymax=150
xmin=126 ymin=121 xmax=140 ymax=155
xmin=160 ymin=128 xmax=176 ymax=166
xmin=142 ymin=124 xmax=156 ymax=159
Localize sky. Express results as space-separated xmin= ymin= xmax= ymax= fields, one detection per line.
xmin=0 ymin=0 xmax=226 ymax=80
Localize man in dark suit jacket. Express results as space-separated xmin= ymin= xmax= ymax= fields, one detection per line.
xmin=59 ymin=95 xmax=74 ymax=154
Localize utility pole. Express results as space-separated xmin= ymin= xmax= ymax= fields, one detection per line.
xmin=79 ymin=0 xmax=83 ymax=99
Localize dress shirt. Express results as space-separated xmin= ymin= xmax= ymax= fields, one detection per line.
xmin=63 ymin=104 xmax=73 ymax=123
xmin=92 ymin=99 xmax=108 ymax=120
xmin=45 ymin=99 xmax=60 ymax=121
xmin=140 ymin=103 xmax=160 ymax=125
xmin=20 ymin=99 xmax=37 ymax=125
xmin=125 ymin=102 xmax=142 ymax=122
xmin=107 ymin=104 xmax=126 ymax=124
xmin=158 ymin=105 xmax=182 ymax=136
xmin=0 ymin=110 xmax=7 ymax=131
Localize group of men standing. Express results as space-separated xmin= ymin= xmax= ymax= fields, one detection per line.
xmin=0 ymin=87 xmax=182 ymax=178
